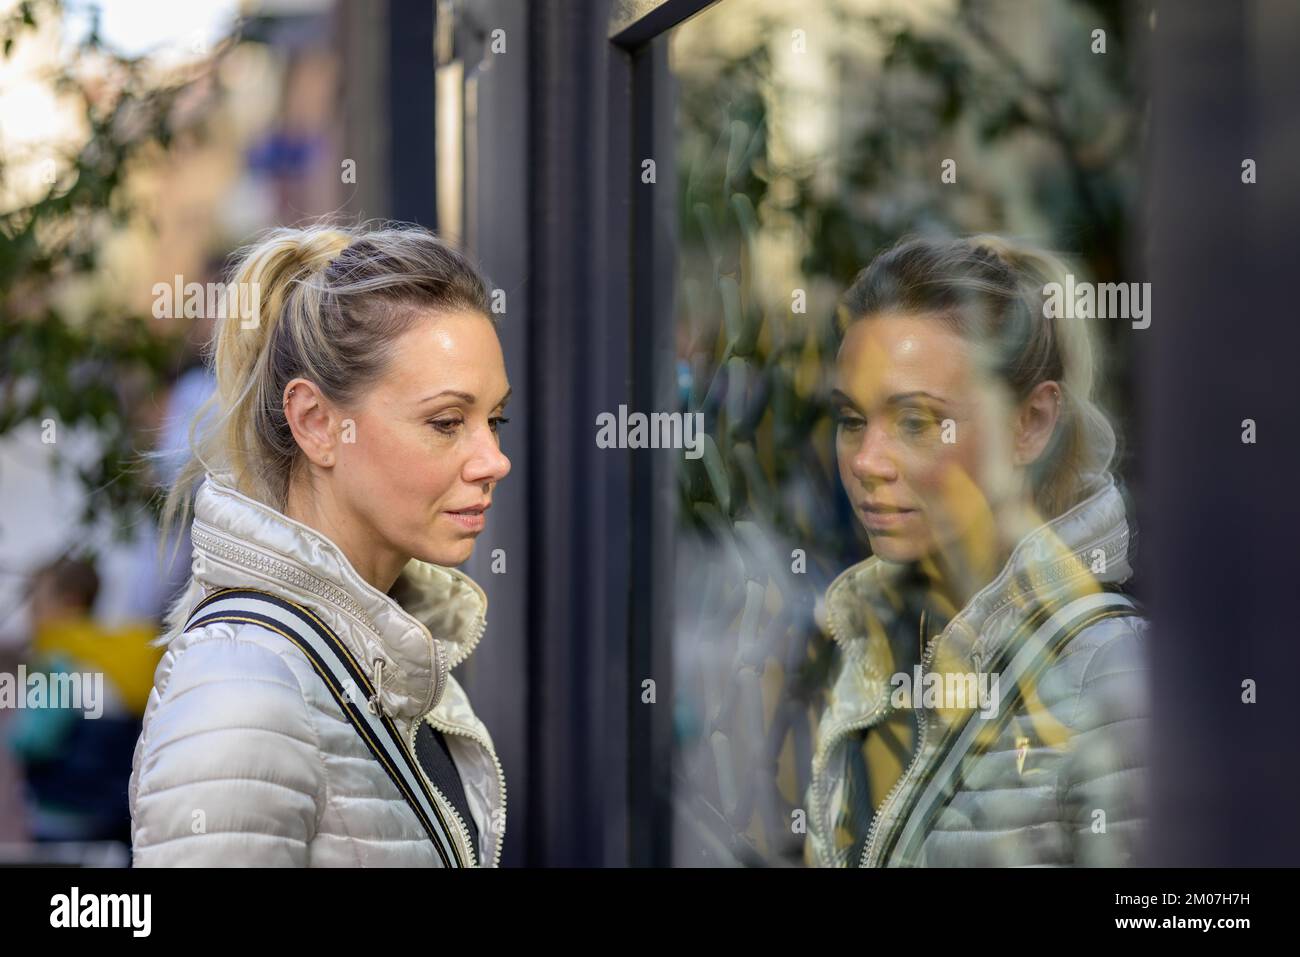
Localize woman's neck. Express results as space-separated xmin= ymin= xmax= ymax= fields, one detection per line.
xmin=284 ymin=478 xmax=407 ymax=594
xmin=918 ymin=494 xmax=1045 ymax=614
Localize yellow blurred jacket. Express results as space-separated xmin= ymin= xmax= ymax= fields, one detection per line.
xmin=33 ymin=616 xmax=163 ymax=717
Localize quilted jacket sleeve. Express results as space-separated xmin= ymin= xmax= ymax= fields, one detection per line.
xmin=1059 ymin=617 xmax=1152 ymax=866
xmin=130 ymin=625 xmax=326 ymax=866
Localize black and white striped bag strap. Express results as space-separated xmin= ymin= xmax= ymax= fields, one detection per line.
xmin=184 ymin=587 xmax=464 ymax=867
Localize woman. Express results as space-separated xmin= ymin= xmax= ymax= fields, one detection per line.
xmin=129 ymin=223 xmax=511 ymax=867
xmin=806 ymin=235 xmax=1150 ymax=867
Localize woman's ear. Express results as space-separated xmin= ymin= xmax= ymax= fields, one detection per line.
xmin=284 ymin=378 xmax=339 ymax=468
xmin=1014 ymin=380 xmax=1062 ymax=467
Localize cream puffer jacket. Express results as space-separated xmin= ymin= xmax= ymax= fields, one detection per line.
xmin=806 ymin=477 xmax=1150 ymax=867
xmin=129 ymin=474 xmax=505 ymax=867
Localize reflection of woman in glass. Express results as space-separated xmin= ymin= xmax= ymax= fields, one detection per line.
xmin=806 ymin=236 xmax=1149 ymax=867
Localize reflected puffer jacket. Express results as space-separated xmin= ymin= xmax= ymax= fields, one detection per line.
xmin=129 ymin=474 xmax=505 ymax=867
xmin=806 ymin=477 xmax=1151 ymax=867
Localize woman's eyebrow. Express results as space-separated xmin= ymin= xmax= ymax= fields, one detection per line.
xmin=885 ymin=391 xmax=947 ymax=406
xmin=417 ymin=387 xmax=512 ymax=409
xmin=418 ymin=390 xmax=476 ymax=404
xmin=829 ymin=388 xmax=858 ymax=408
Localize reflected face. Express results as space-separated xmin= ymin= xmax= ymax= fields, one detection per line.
xmin=834 ymin=312 xmax=1014 ymax=564
xmin=333 ymin=309 xmax=512 ymax=568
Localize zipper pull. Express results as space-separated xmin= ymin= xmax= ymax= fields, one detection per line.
xmin=368 ymin=658 xmax=392 ymax=718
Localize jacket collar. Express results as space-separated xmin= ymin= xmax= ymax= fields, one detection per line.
xmin=823 ymin=475 xmax=1133 ymax=703
xmin=186 ymin=473 xmax=488 ymax=721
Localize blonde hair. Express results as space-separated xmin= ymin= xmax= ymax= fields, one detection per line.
xmin=837 ymin=234 xmax=1117 ymax=519
xmin=158 ymin=221 xmax=491 ymax=553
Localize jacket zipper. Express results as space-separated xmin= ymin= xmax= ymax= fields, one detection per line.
xmin=444 ymin=595 xmax=489 ymax=670
xmin=810 ymin=595 xmax=891 ymax=867
xmin=406 ymin=716 xmax=477 ymax=867
xmin=809 ymin=580 xmax=945 ymax=868
xmin=421 ymin=708 xmax=508 ymax=868
xmin=859 ymin=611 xmax=946 ymax=868
xmin=399 ymin=613 xmax=506 ymax=868
xmin=421 ymin=595 xmax=507 ymax=866
xmin=425 ymin=610 xmax=506 ymax=867
xmin=419 ymin=611 xmax=507 ymax=868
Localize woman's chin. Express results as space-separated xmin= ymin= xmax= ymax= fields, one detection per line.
xmin=415 ymin=538 xmax=476 ymax=568
xmin=867 ymin=534 xmax=924 ymax=565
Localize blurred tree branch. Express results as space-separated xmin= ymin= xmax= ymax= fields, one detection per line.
xmin=0 ymin=0 xmax=235 ymax=535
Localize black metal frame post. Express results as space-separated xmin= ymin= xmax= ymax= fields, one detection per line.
xmin=388 ymin=0 xmax=439 ymax=227
xmin=435 ymin=0 xmax=536 ymax=868
xmin=1144 ymin=0 xmax=1300 ymax=866
xmin=518 ymin=0 xmax=706 ymax=865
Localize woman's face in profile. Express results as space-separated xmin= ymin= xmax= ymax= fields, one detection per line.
xmin=833 ymin=312 xmax=1015 ymax=565
xmin=333 ymin=309 xmax=512 ymax=568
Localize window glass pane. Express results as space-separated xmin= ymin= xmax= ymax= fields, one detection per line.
xmin=668 ymin=0 xmax=1143 ymax=866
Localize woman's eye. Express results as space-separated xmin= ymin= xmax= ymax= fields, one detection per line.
xmin=835 ymin=413 xmax=866 ymax=433
xmin=899 ymin=413 xmax=934 ymax=436
xmin=430 ymin=418 xmax=463 ymax=435
xmin=489 ymin=416 xmax=510 ymax=433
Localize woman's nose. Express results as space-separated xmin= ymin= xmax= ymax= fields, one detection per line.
xmin=465 ymin=429 xmax=511 ymax=486
xmin=851 ymin=422 xmax=898 ymax=484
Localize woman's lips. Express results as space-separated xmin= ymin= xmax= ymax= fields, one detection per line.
xmin=444 ymin=505 xmax=488 ymax=532
xmin=858 ymin=504 xmax=917 ymax=531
